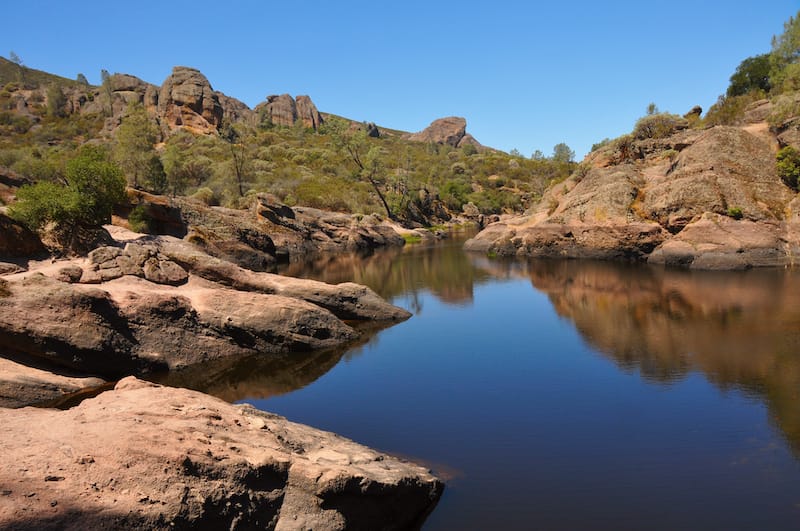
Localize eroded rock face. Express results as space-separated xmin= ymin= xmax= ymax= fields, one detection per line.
xmin=0 ymin=377 xmax=444 ymax=531
xmin=255 ymin=94 xmax=324 ymax=130
xmin=466 ymin=121 xmax=800 ymax=269
xmin=158 ymin=66 xmax=224 ymax=134
xmin=408 ymin=116 xmax=470 ymax=148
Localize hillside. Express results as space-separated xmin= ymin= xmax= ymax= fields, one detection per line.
xmin=0 ymin=60 xmax=574 ymax=226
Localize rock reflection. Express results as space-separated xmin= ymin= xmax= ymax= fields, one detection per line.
xmin=505 ymin=259 xmax=800 ymax=455
xmin=150 ymin=322 xmax=387 ymax=402
xmin=279 ymin=237 xmax=491 ymax=309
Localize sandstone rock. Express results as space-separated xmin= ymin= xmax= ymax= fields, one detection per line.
xmin=124 ymin=242 xmax=157 ymax=266
xmin=114 ymin=254 xmax=144 ymax=277
xmin=117 ymin=188 xmax=188 ymax=237
xmin=0 ymin=272 xmax=361 ymax=377
xmin=158 ymin=238 xmax=411 ymax=321
xmin=744 ymin=99 xmax=772 ymax=123
xmin=409 ymin=116 xmax=468 ymax=147
xmin=88 ymin=245 xmax=121 ymax=265
xmin=158 ymin=66 xmax=224 ymax=134
xmin=0 ymin=357 xmax=106 ymax=408
xmin=55 ymin=264 xmax=83 ymax=283
xmin=256 ymin=193 xmax=296 ymax=223
xmin=142 ymin=257 xmax=188 ymax=286
xmin=0 ymin=262 xmax=25 ymax=275
xmin=0 ymin=213 xmax=45 ymax=257
xmin=295 ymin=94 xmax=323 ymax=129
xmin=39 ymin=223 xmax=115 ymax=256
xmin=647 ymin=214 xmax=788 ymax=269
xmin=0 ymin=378 xmax=443 ymax=530
xmin=99 ymin=266 xmax=124 ymax=282
xmin=259 ymin=94 xmax=297 ymax=127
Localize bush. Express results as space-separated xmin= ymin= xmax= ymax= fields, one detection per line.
xmin=127 ymin=205 xmax=153 ymax=233
xmin=9 ymin=145 xmax=125 ymax=231
xmin=632 ymin=113 xmax=687 ymax=139
xmin=776 ymin=146 xmax=800 ymax=191
xmin=726 ymin=206 xmax=744 ymax=220
xmin=705 ymin=91 xmax=765 ymax=126
xmin=191 ymin=187 xmax=218 ymax=206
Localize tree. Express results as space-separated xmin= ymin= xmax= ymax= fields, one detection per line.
xmin=113 ymin=103 xmax=161 ymax=189
xmin=727 ymin=54 xmax=772 ymax=96
xmin=100 ymin=69 xmax=113 ymax=116
xmin=646 ymin=102 xmax=659 ymax=116
xmin=552 ymin=143 xmax=575 ymax=164
xmin=46 ymin=83 xmax=67 ymax=118
xmin=76 ymin=73 xmax=89 ymax=85
xmin=221 ymin=120 xmax=255 ymax=198
xmin=8 ymin=50 xmax=24 ymax=84
xmin=770 ymin=11 xmax=800 ymax=91
xmin=327 ymin=116 xmax=394 ymax=219
xmin=10 ymin=145 xmax=125 ymax=231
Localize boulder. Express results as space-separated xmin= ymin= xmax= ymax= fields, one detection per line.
xmin=142 ymin=258 xmax=188 ymax=286
xmin=0 ymin=377 xmax=443 ymax=531
xmin=259 ymin=94 xmax=297 ymax=127
xmin=408 ymin=116 xmax=468 ymax=147
xmin=158 ymin=66 xmax=224 ymax=134
xmin=0 ymin=357 xmax=106 ymax=408
xmin=55 ymin=264 xmax=84 ymax=283
xmin=0 ymin=262 xmax=25 ymax=275
xmin=0 ymin=213 xmax=45 ymax=257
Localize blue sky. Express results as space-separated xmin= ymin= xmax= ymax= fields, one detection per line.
xmin=3 ymin=1 xmax=798 ymax=157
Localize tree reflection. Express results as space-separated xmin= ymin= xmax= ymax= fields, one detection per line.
xmin=512 ymin=259 xmax=800 ymax=456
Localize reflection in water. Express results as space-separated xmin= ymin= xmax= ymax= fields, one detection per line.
xmin=485 ymin=258 xmax=800 ymax=456
xmin=279 ymin=236 xmax=491 ymax=311
xmin=151 ymin=321 xmax=387 ymax=402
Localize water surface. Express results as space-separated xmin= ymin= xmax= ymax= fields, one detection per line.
xmin=187 ymin=239 xmax=800 ymax=529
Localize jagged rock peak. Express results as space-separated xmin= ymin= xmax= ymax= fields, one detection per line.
xmin=255 ymin=93 xmax=323 ymax=130
xmin=408 ymin=116 xmax=481 ymax=149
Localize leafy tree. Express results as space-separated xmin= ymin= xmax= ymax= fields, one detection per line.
xmin=113 ymin=103 xmax=161 ymax=189
xmin=770 ymin=11 xmax=800 ymax=91
xmin=327 ymin=116 xmax=394 ymax=219
xmin=727 ymin=54 xmax=772 ymax=96
xmin=646 ymin=102 xmax=659 ymax=116
xmin=10 ymin=145 xmax=125 ymax=231
xmin=552 ymin=143 xmax=575 ymax=163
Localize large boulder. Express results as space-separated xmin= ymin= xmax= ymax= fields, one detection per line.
xmin=158 ymin=66 xmax=224 ymax=134
xmin=408 ymin=116 xmax=468 ymax=148
xmin=0 ymin=377 xmax=443 ymax=531
xmin=295 ymin=95 xmax=323 ymax=129
xmin=0 ymin=357 xmax=106 ymax=408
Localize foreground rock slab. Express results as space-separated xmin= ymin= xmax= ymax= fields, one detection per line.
xmin=0 ymin=378 xmax=444 ymax=530
xmin=0 ymin=357 xmax=106 ymax=408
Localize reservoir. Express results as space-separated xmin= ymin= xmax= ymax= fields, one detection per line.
xmin=172 ymin=237 xmax=800 ymax=530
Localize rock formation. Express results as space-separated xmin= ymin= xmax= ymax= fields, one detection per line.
xmin=158 ymin=66 xmax=225 ymax=134
xmin=466 ymin=116 xmax=800 ymax=269
xmin=255 ymin=94 xmax=324 ymax=130
xmin=408 ymin=116 xmax=482 ymax=149
xmin=0 ymin=377 xmax=443 ymax=530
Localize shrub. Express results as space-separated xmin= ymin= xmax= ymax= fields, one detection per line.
xmin=632 ymin=113 xmax=687 ymax=140
xmin=704 ymin=91 xmax=765 ymax=126
xmin=776 ymin=146 xmax=800 ymax=191
xmin=127 ymin=205 xmax=153 ymax=233
xmin=767 ymin=95 xmax=800 ymax=128
xmin=191 ymin=187 xmax=218 ymax=206
xmin=9 ymin=145 xmax=125 ymax=231
xmin=726 ymin=207 xmax=744 ymax=220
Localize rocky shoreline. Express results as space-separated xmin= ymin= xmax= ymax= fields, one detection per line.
xmin=466 ymin=107 xmax=800 ymax=270
xmin=0 ymin=217 xmax=445 ymax=529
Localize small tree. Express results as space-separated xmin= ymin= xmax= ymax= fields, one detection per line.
xmin=8 ymin=50 xmax=24 ymax=84
xmin=46 ymin=83 xmax=66 ymax=118
xmin=221 ymin=120 xmax=254 ymax=198
xmin=10 ymin=145 xmax=125 ymax=232
xmin=114 ymin=103 xmax=161 ymax=189
xmin=552 ymin=143 xmax=575 ymax=163
xmin=76 ymin=73 xmax=89 ymax=85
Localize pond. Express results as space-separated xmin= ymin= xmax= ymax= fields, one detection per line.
xmin=169 ymin=237 xmax=800 ymax=530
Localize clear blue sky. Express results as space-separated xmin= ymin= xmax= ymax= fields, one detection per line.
xmin=3 ymin=1 xmax=798 ymax=157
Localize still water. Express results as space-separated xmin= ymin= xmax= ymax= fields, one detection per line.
xmin=177 ymin=238 xmax=800 ymax=529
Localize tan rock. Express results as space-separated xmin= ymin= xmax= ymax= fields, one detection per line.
xmin=0 ymin=357 xmax=106 ymax=408
xmin=0 ymin=378 xmax=443 ymax=530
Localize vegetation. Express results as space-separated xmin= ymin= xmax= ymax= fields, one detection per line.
xmin=9 ymin=145 xmax=125 ymax=232
xmin=726 ymin=207 xmax=744 ymax=220
xmin=776 ymin=146 xmax=800 ymax=191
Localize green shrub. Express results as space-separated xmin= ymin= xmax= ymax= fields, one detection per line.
xmin=191 ymin=187 xmax=218 ymax=206
xmin=726 ymin=206 xmax=744 ymax=220
xmin=9 ymin=145 xmax=125 ymax=231
xmin=632 ymin=113 xmax=687 ymax=140
xmin=705 ymin=91 xmax=766 ymax=126
xmin=776 ymin=146 xmax=800 ymax=191
xmin=127 ymin=205 xmax=152 ymax=233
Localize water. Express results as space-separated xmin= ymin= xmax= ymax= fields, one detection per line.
xmin=172 ymin=238 xmax=800 ymax=529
